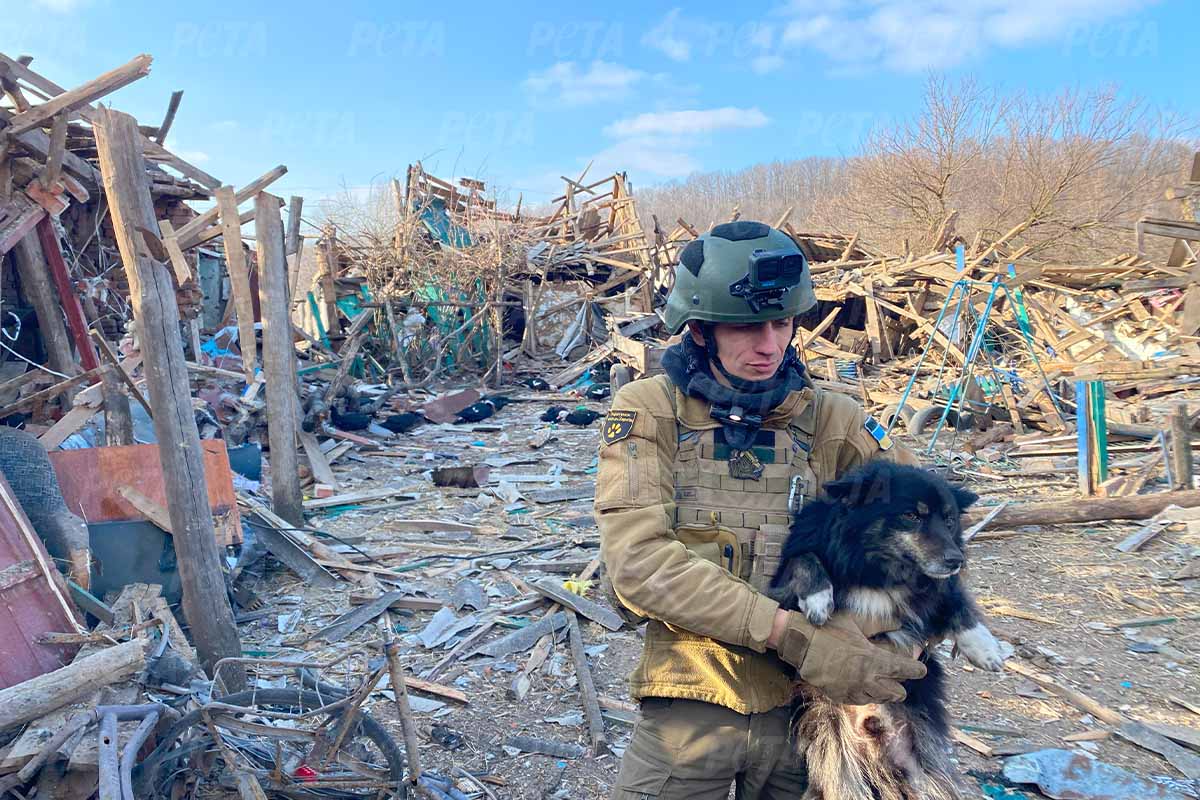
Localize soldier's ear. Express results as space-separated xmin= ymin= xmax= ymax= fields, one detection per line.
xmin=686 ymin=321 xmax=706 ymax=346
xmin=952 ymin=486 xmax=979 ymax=511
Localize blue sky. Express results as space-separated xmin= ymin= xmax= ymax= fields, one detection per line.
xmin=5 ymin=0 xmax=1194 ymax=211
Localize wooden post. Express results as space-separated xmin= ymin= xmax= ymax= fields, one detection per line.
xmin=256 ymin=192 xmax=303 ymax=527
xmin=284 ymin=195 xmax=303 ymax=304
xmin=1171 ymin=403 xmax=1194 ymax=491
xmin=101 ymin=364 xmax=133 ymax=446
xmin=11 ymin=231 xmax=76 ymax=377
xmin=318 ymin=226 xmax=341 ymax=343
xmin=92 ymin=107 xmax=242 ymax=683
xmin=215 ymin=186 xmax=257 ymax=384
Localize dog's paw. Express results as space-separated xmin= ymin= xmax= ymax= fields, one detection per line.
xmin=799 ymin=587 xmax=835 ymax=625
xmin=955 ymin=624 xmax=1005 ymax=671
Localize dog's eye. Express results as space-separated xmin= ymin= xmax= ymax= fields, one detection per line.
xmin=902 ymin=511 xmax=921 ymax=522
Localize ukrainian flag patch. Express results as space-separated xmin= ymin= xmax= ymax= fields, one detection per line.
xmin=863 ymin=416 xmax=894 ymax=451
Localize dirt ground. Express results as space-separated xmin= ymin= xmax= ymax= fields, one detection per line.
xmin=232 ymin=387 xmax=1200 ymax=799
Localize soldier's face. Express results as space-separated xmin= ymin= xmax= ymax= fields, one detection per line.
xmin=692 ymin=319 xmax=794 ymax=381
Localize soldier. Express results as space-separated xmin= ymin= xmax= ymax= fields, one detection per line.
xmin=596 ymin=221 xmax=926 ymax=798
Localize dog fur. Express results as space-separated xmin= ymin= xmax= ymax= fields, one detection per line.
xmin=768 ymin=461 xmax=1004 ymax=800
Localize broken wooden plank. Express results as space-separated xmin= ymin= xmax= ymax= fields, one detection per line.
xmin=299 ymin=431 xmax=338 ymax=488
xmin=303 ymin=487 xmax=419 ymax=510
xmin=157 ymin=219 xmax=192 ymax=284
xmin=5 ymin=54 xmax=152 ymax=136
xmin=0 ymin=639 xmax=144 ymax=729
xmin=174 ymin=164 xmax=288 ymax=248
xmin=117 ymin=485 xmax=173 ymax=533
xmin=564 ymin=610 xmax=608 ymax=756
xmin=215 ymin=185 xmax=257 ymax=383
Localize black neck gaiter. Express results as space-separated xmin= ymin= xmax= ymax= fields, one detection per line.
xmin=661 ymin=335 xmax=810 ymax=450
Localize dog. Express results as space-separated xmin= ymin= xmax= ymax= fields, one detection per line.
xmin=768 ymin=460 xmax=1005 ymax=800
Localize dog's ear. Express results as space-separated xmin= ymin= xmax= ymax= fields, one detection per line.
xmin=823 ymin=476 xmax=859 ymax=503
xmin=952 ymin=486 xmax=979 ymax=511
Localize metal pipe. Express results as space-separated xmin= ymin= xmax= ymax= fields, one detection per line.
xmin=98 ymin=712 xmax=120 ymax=800
xmin=119 ymin=710 xmax=160 ymax=800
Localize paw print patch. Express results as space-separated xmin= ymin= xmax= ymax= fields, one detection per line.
xmin=602 ymin=410 xmax=637 ymax=445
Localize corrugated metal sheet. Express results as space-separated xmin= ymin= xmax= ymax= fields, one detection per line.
xmin=0 ymin=473 xmax=81 ymax=689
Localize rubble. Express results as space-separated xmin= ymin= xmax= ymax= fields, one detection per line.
xmin=0 ymin=47 xmax=1197 ymax=800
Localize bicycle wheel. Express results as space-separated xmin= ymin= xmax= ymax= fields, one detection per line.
xmin=138 ymin=688 xmax=406 ymax=798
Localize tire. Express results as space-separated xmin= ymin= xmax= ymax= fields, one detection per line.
xmin=138 ymin=688 xmax=406 ymax=796
xmin=880 ymin=404 xmax=916 ymax=431
xmin=909 ymin=405 xmax=975 ymax=435
xmin=610 ymin=364 xmax=633 ymax=393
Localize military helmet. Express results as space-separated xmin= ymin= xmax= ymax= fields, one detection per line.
xmin=663 ymin=221 xmax=816 ymax=334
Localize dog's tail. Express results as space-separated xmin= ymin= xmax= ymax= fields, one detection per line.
xmin=796 ymin=695 xmax=964 ymax=800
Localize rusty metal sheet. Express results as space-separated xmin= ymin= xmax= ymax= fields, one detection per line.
xmin=49 ymin=440 xmax=242 ymax=546
xmin=421 ymin=389 xmax=480 ymax=424
xmin=1003 ymin=749 xmax=1196 ymax=800
xmin=0 ymin=473 xmax=80 ymax=689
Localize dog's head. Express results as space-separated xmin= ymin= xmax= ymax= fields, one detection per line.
xmin=823 ymin=462 xmax=978 ymax=580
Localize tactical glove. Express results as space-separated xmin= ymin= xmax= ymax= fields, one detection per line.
xmin=775 ymin=611 xmax=927 ymax=705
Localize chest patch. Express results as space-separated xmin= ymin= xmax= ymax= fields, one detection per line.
xmin=602 ymin=409 xmax=637 ymax=445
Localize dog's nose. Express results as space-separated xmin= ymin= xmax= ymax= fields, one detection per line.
xmin=942 ymin=554 xmax=963 ymax=571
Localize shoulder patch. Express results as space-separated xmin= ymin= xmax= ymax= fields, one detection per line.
xmin=863 ymin=416 xmax=894 ymax=451
xmin=602 ymin=409 xmax=637 ymax=445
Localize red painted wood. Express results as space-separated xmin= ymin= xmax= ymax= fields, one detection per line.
xmin=48 ymin=440 xmax=243 ymax=546
xmin=35 ymin=215 xmax=100 ymax=371
xmin=0 ymin=473 xmax=79 ymax=689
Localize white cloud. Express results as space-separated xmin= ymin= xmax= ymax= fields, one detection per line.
xmin=779 ymin=0 xmax=1155 ymax=72
xmin=642 ymin=8 xmax=692 ymax=61
xmin=523 ymin=60 xmax=646 ymax=106
xmin=590 ymin=136 xmax=701 ymax=179
xmin=605 ymin=107 xmax=770 ymax=138
xmin=588 ymin=107 xmax=771 ymax=180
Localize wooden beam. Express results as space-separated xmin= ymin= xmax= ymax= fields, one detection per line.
xmin=256 ymin=192 xmax=304 ymax=526
xmin=0 ymin=366 xmax=101 ymax=418
xmin=155 ymin=89 xmax=183 ymax=144
xmin=318 ymin=227 xmax=341 ymax=338
xmin=39 ymin=112 xmax=68 ymax=189
xmin=0 ymin=53 xmax=221 ymax=190
xmin=157 ymin=218 xmax=192 ymax=284
xmin=4 ymin=54 xmax=152 ymax=136
xmin=215 ymin=185 xmax=257 ymax=383
xmin=173 ymin=164 xmax=288 ymax=248
xmin=11 ymin=231 xmax=76 ymax=377
xmin=92 ymin=106 xmax=243 ymax=683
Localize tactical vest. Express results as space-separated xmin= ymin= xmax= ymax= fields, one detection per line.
xmin=616 ymin=382 xmax=824 ymax=713
xmin=669 ymin=384 xmax=820 ymax=591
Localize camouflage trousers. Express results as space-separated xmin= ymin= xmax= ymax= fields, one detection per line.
xmin=610 ymin=698 xmax=807 ymax=799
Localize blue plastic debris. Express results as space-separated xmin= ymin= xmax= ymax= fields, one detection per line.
xmin=978 ymin=783 xmax=1028 ymax=799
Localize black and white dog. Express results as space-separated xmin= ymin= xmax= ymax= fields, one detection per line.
xmin=769 ymin=461 xmax=1005 ymax=800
